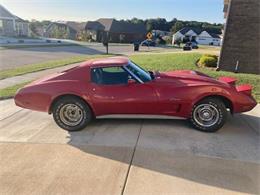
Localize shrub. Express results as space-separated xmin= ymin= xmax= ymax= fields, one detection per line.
xmin=204 ymin=54 xmax=218 ymax=61
xmin=198 ymin=55 xmax=218 ymax=67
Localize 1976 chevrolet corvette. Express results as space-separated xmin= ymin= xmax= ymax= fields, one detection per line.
xmin=15 ymin=57 xmax=257 ymax=132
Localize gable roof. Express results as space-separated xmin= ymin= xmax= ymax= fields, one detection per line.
xmin=0 ymin=4 xmax=27 ymax=22
xmin=208 ymin=32 xmax=221 ymax=39
xmin=110 ymin=20 xmax=146 ymax=34
xmin=46 ymin=21 xmax=86 ymax=33
xmin=97 ymin=18 xmax=114 ymax=31
xmin=179 ymin=27 xmax=202 ymax=35
xmin=177 ymin=27 xmax=221 ymax=38
xmin=66 ymin=21 xmax=87 ymax=32
xmin=0 ymin=4 xmax=14 ymax=18
xmin=85 ymin=18 xmax=146 ymax=34
xmin=85 ymin=21 xmax=105 ymax=31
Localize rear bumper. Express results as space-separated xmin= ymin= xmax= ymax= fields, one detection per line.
xmin=233 ymin=95 xmax=257 ymax=113
xmin=218 ymin=77 xmax=257 ymax=113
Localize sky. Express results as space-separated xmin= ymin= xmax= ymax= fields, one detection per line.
xmin=0 ymin=0 xmax=224 ymax=23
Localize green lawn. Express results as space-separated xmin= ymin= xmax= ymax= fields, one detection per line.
xmin=0 ymin=81 xmax=31 ymax=100
xmin=0 ymin=54 xmax=111 ymax=80
xmin=0 ymin=52 xmax=259 ymax=102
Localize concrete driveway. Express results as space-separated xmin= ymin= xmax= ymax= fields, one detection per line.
xmin=0 ymin=99 xmax=259 ymax=194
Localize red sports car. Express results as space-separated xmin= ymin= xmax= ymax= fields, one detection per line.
xmin=14 ymin=57 xmax=257 ymax=132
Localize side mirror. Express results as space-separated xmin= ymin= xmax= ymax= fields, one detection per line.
xmin=127 ymin=79 xmax=136 ymax=85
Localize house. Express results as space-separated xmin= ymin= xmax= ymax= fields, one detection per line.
xmin=172 ymin=27 xmax=221 ymax=46
xmin=196 ymin=31 xmax=221 ymax=46
xmin=85 ymin=18 xmax=146 ymax=43
xmin=44 ymin=21 xmax=86 ymax=40
xmin=0 ymin=4 xmax=30 ymax=37
xmin=219 ymin=0 xmax=259 ymax=74
xmin=172 ymin=27 xmax=201 ymax=44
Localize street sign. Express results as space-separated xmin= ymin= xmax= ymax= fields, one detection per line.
xmin=146 ymin=32 xmax=153 ymax=40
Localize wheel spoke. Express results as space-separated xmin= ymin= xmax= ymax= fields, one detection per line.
xmin=193 ymin=104 xmax=219 ymax=127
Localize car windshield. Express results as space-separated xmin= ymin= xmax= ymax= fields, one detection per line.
xmin=125 ymin=61 xmax=152 ymax=83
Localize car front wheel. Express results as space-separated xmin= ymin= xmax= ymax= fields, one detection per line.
xmin=52 ymin=96 xmax=92 ymax=131
xmin=190 ymin=98 xmax=227 ymax=132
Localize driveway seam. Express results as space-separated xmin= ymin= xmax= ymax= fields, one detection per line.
xmin=239 ymin=115 xmax=259 ymax=135
xmin=121 ymin=120 xmax=143 ymax=195
xmin=0 ymin=109 xmax=23 ymax=121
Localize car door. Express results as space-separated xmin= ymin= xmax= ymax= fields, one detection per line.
xmin=88 ymin=66 xmax=158 ymax=116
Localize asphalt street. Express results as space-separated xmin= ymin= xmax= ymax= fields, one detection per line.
xmin=0 ymin=44 xmax=175 ymax=70
xmin=0 ymin=99 xmax=259 ymax=194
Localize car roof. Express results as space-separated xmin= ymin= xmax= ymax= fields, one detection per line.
xmin=80 ymin=56 xmax=129 ymax=68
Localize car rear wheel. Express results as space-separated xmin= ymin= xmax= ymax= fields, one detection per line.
xmin=190 ymin=98 xmax=227 ymax=132
xmin=53 ymin=96 xmax=92 ymax=131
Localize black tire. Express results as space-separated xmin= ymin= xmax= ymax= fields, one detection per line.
xmin=52 ymin=96 xmax=93 ymax=131
xmin=190 ymin=98 xmax=227 ymax=132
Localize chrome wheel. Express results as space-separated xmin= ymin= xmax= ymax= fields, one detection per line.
xmin=59 ymin=104 xmax=83 ymax=126
xmin=193 ymin=104 xmax=220 ymax=127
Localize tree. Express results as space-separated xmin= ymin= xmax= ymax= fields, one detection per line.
xmin=171 ymin=21 xmax=184 ymax=33
xmin=130 ymin=17 xmax=144 ymax=24
xmin=118 ymin=18 xmax=222 ymax=34
xmin=146 ymin=20 xmax=153 ymax=32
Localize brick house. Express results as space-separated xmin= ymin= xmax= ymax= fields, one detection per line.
xmin=0 ymin=4 xmax=30 ymax=37
xmin=85 ymin=18 xmax=146 ymax=43
xmin=218 ymin=0 xmax=260 ymax=74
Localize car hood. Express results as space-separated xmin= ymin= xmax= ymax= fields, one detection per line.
xmin=155 ymin=70 xmax=228 ymax=87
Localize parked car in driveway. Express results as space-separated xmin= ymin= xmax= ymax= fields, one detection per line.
xmin=183 ymin=42 xmax=192 ymax=51
xmin=15 ymin=57 xmax=257 ymax=132
xmin=183 ymin=42 xmax=198 ymax=50
xmin=191 ymin=41 xmax=199 ymax=49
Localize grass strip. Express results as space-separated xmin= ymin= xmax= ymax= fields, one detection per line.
xmin=0 ymin=81 xmax=31 ymax=100
xmin=0 ymin=54 xmax=111 ymax=80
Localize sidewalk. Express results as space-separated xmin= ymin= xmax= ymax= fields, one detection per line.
xmin=0 ymin=62 xmax=82 ymax=89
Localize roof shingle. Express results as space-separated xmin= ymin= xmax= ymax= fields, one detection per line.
xmin=85 ymin=18 xmax=146 ymax=34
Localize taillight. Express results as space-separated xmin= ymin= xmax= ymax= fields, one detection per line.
xmin=219 ymin=77 xmax=237 ymax=85
xmin=236 ymin=84 xmax=253 ymax=96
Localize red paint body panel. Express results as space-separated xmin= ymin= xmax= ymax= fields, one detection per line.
xmin=14 ymin=57 xmax=257 ymax=118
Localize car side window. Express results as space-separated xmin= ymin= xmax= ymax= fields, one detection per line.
xmin=91 ymin=66 xmax=132 ymax=85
